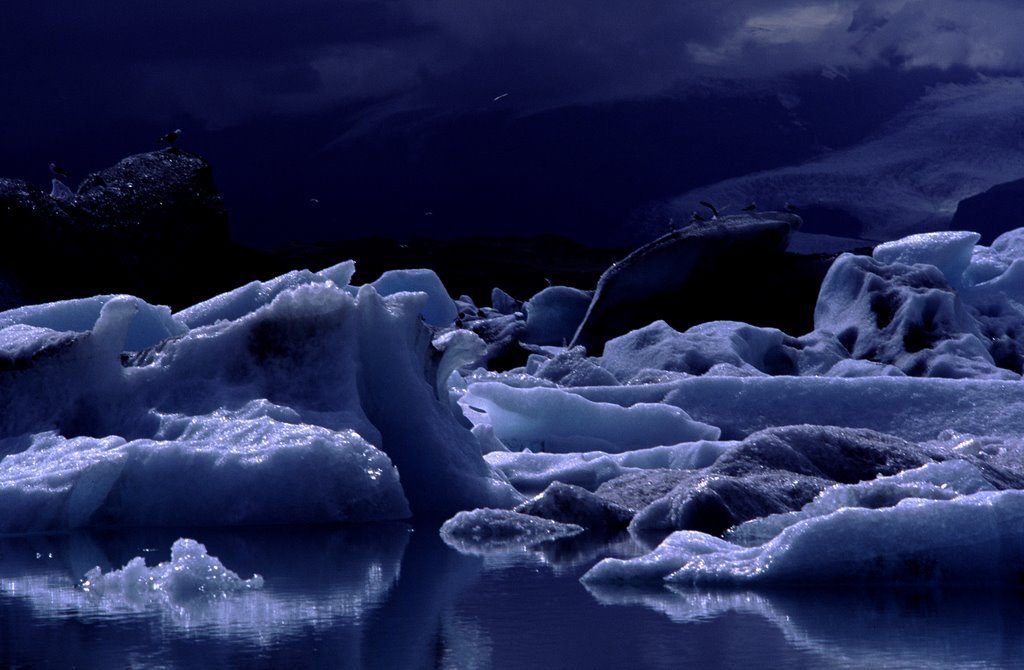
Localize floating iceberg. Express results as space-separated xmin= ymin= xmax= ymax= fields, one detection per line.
xmin=79 ymin=538 xmax=264 ymax=605
xmin=0 ymin=266 xmax=520 ymax=527
xmin=4 ymin=221 xmax=1024 ymax=590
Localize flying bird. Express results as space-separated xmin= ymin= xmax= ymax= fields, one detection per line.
xmin=493 ymin=93 xmax=510 ymax=102
xmin=159 ymin=128 xmax=182 ymax=145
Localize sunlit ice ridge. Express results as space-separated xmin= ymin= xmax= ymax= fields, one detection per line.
xmin=5 ymin=213 xmax=1024 ymax=591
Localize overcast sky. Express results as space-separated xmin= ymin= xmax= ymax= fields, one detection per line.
xmin=5 ymin=0 xmax=1022 ymax=129
xmin=2 ymin=1 xmax=1022 ymax=246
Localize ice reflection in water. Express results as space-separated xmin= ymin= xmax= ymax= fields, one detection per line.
xmin=0 ymin=524 xmax=1022 ymax=669
xmin=586 ymin=583 xmax=1024 ymax=669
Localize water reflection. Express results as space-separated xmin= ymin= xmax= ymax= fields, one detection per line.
xmin=1 ymin=525 xmax=1022 ymax=668
xmin=586 ymin=582 xmax=1024 ymax=668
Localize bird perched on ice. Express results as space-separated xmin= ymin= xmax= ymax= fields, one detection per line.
xmin=49 ymin=163 xmax=69 ymax=179
xmin=742 ymin=202 xmax=757 ymax=212
xmin=159 ymin=128 xmax=182 ymax=145
xmin=785 ymin=202 xmax=801 ymax=213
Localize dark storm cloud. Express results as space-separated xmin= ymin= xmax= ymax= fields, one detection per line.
xmin=4 ymin=1 xmax=1024 ymax=130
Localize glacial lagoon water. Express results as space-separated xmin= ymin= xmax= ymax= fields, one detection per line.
xmin=0 ymin=523 xmax=1021 ymax=669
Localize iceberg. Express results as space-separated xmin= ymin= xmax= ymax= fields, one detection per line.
xmin=4 ymin=220 xmax=1024 ymax=592
xmin=79 ymin=538 xmax=264 ymax=605
xmin=0 ymin=267 xmax=520 ymax=527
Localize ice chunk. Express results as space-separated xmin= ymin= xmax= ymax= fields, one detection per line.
xmin=514 ymin=482 xmax=633 ymax=528
xmin=582 ymin=531 xmax=738 ymax=584
xmin=598 ymin=426 xmax=933 ymax=535
xmin=599 ymin=320 xmax=845 ymax=381
xmin=0 ymin=294 xmax=186 ymax=351
xmin=369 ymin=268 xmax=458 ymax=327
xmin=1 ymin=276 xmax=520 ymax=525
xmin=49 ymin=178 xmax=75 ymax=202
xmin=175 ymin=261 xmax=355 ymax=328
xmin=574 ymin=374 xmax=1024 ymax=442
xmin=490 ymin=287 xmax=521 ymax=315
xmin=460 ymin=381 xmax=719 ymax=453
xmin=523 ymin=285 xmax=591 ymax=346
xmin=628 ymin=472 xmax=830 ymax=535
xmin=485 ymin=440 xmax=734 ymax=491
xmin=432 ymin=328 xmax=487 ymax=400
xmin=80 ymin=538 xmax=263 ymax=605
xmin=965 ymin=228 xmax=1024 ymax=285
xmin=825 ymin=359 xmax=905 ymax=377
xmin=873 ymin=231 xmax=980 ymax=287
xmin=0 ymin=324 xmax=81 ymax=362
xmin=815 ymin=253 xmax=1005 ymax=379
xmin=440 ymin=508 xmax=583 ymax=553
xmin=525 ymin=345 xmax=619 ymax=387
xmin=0 ymin=409 xmax=410 ymax=532
xmin=727 ymin=460 xmax=996 ymax=546
xmin=584 ymin=489 xmax=1024 ymax=585
xmin=715 ymin=425 xmax=930 ymax=484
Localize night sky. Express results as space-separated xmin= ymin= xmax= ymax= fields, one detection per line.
xmin=3 ymin=1 xmax=1023 ymax=248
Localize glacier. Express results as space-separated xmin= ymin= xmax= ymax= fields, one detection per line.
xmin=5 ymin=216 xmax=1024 ymax=592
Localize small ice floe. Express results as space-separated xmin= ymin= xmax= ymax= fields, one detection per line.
xmin=79 ymin=538 xmax=263 ymax=607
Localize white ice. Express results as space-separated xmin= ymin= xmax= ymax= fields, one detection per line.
xmin=4 ymin=223 xmax=1024 ymax=589
xmin=0 ymin=264 xmax=519 ymax=528
xmin=584 ymin=488 xmax=1024 ymax=586
xmin=79 ymin=538 xmax=263 ymax=605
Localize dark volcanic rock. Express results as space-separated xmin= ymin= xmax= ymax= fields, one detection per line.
xmin=515 ymin=481 xmax=633 ymax=528
xmin=73 ymin=150 xmax=227 ymax=238
xmin=570 ymin=212 xmax=830 ymax=353
xmin=0 ymin=150 xmax=233 ymax=309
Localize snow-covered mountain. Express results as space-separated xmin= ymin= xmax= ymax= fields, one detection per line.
xmin=664 ymin=77 xmax=1024 ymax=241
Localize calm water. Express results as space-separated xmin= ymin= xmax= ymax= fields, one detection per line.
xmin=1 ymin=524 xmax=1022 ymax=669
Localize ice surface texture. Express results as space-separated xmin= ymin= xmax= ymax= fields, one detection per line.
xmin=6 ymin=223 xmax=1024 ymax=589
xmin=0 ymin=266 xmax=519 ymax=529
xmin=80 ymin=538 xmax=263 ymax=605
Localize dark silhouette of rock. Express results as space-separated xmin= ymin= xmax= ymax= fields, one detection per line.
xmin=952 ymin=177 xmax=1024 ymax=244
xmin=570 ymin=212 xmax=834 ymax=353
xmin=0 ymin=150 xmax=235 ymax=309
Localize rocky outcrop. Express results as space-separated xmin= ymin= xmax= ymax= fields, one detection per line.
xmin=0 ymin=150 xmax=232 ymax=309
xmin=570 ymin=212 xmax=832 ymax=353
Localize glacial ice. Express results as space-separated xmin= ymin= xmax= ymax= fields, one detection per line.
xmin=584 ymin=487 xmax=1024 ymax=586
xmin=0 ymin=266 xmax=519 ymax=525
xmin=459 ymin=381 xmax=719 ymax=453
xmin=440 ymin=508 xmax=584 ymax=553
xmin=4 ymin=222 xmax=1024 ymax=589
xmin=79 ymin=538 xmax=264 ymax=605
xmin=0 ymin=294 xmax=186 ymax=351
